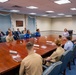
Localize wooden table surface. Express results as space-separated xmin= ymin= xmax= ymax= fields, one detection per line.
xmin=0 ymin=35 xmax=76 ymax=74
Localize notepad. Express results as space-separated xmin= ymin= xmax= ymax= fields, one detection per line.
xmin=51 ymin=42 xmax=56 ymax=45
xmin=41 ymin=46 xmax=47 ymax=49
xmin=9 ymin=50 xmax=17 ymax=54
xmin=12 ymin=54 xmax=22 ymax=62
xmin=46 ymin=41 xmax=52 ymax=43
xmin=34 ymin=44 xmax=39 ymax=47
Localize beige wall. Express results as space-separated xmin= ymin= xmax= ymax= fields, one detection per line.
xmin=11 ymin=14 xmax=52 ymax=32
xmin=36 ymin=17 xmax=51 ymax=31
xmin=11 ymin=14 xmax=76 ymax=34
xmin=11 ymin=14 xmax=26 ymax=31
xmin=51 ymin=17 xmax=76 ymax=34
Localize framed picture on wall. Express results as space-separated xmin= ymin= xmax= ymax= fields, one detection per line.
xmin=16 ymin=20 xmax=23 ymax=27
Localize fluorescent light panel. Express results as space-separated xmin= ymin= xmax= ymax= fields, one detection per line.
xmin=29 ymin=13 xmax=36 ymax=15
xmin=0 ymin=0 xmax=8 ymax=3
xmin=54 ymin=0 xmax=71 ymax=4
xmin=26 ymin=6 xmax=38 ymax=9
xmin=65 ymin=15 xmax=72 ymax=17
xmin=42 ymin=15 xmax=48 ymax=16
xmin=58 ymin=13 xmax=64 ymax=15
xmin=51 ymin=16 xmax=57 ymax=18
xmin=10 ymin=10 xmax=20 ymax=12
xmin=70 ymin=8 xmax=76 ymax=10
xmin=46 ymin=11 xmax=54 ymax=13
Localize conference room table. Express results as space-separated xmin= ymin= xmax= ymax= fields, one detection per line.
xmin=0 ymin=35 xmax=76 ymax=75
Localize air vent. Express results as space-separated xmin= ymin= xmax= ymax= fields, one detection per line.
xmin=12 ymin=5 xmax=22 ymax=8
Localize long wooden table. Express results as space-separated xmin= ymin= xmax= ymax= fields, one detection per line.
xmin=0 ymin=35 xmax=76 ymax=75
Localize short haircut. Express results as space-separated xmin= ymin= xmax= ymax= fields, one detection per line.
xmin=59 ymin=35 xmax=62 ymax=38
xmin=55 ymin=39 xmax=61 ymax=46
xmin=26 ymin=42 xmax=34 ymax=50
xmin=8 ymin=31 xmax=12 ymax=35
xmin=36 ymin=29 xmax=39 ymax=31
xmin=66 ymin=36 xmax=71 ymax=40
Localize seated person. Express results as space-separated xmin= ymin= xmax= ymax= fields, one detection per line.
xmin=13 ymin=31 xmax=19 ymax=40
xmin=24 ymin=30 xmax=31 ymax=39
xmin=45 ymin=40 xmax=65 ymax=66
xmin=6 ymin=31 xmax=14 ymax=42
xmin=19 ymin=42 xmax=42 ymax=75
xmin=17 ymin=28 xmax=21 ymax=34
xmin=22 ymin=28 xmax=26 ymax=34
xmin=0 ymin=30 xmax=5 ymax=41
xmin=6 ymin=28 xmax=14 ymax=35
xmin=55 ymin=35 xmax=62 ymax=41
xmin=35 ymin=29 xmax=41 ymax=37
xmin=63 ymin=28 xmax=69 ymax=37
xmin=58 ymin=35 xmax=62 ymax=40
xmin=64 ymin=36 xmax=73 ymax=51
xmin=6 ymin=28 xmax=11 ymax=35
xmin=0 ymin=30 xmax=5 ymax=37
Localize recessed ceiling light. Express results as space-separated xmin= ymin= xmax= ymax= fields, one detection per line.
xmin=70 ymin=8 xmax=76 ymax=10
xmin=51 ymin=16 xmax=57 ymax=18
xmin=26 ymin=6 xmax=38 ymax=9
xmin=58 ymin=13 xmax=64 ymax=15
xmin=42 ymin=15 xmax=48 ymax=16
xmin=65 ymin=15 xmax=72 ymax=17
xmin=29 ymin=13 xmax=36 ymax=15
xmin=0 ymin=0 xmax=8 ymax=3
xmin=54 ymin=0 xmax=71 ymax=5
xmin=10 ymin=10 xmax=20 ymax=12
xmin=46 ymin=11 xmax=54 ymax=13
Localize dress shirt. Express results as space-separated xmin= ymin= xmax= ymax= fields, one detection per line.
xmin=35 ymin=32 xmax=41 ymax=37
xmin=19 ymin=52 xmax=42 ymax=75
xmin=63 ymin=32 xmax=69 ymax=37
xmin=50 ymin=47 xmax=65 ymax=62
xmin=24 ymin=33 xmax=31 ymax=39
xmin=64 ymin=41 xmax=73 ymax=51
xmin=6 ymin=35 xmax=14 ymax=42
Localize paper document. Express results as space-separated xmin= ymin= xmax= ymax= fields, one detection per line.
xmin=9 ymin=50 xmax=17 ymax=54
xmin=34 ymin=44 xmax=39 ymax=47
xmin=12 ymin=54 xmax=22 ymax=62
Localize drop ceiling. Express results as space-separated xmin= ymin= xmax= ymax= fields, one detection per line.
xmin=0 ymin=0 xmax=76 ymax=18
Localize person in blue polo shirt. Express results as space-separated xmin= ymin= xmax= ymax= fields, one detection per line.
xmin=24 ymin=30 xmax=31 ymax=39
xmin=35 ymin=29 xmax=41 ymax=37
xmin=64 ymin=36 xmax=73 ymax=51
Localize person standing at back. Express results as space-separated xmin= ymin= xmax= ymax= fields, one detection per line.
xmin=19 ymin=42 xmax=43 ymax=75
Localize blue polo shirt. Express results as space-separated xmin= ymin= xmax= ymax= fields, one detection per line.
xmin=24 ymin=33 xmax=31 ymax=39
xmin=64 ymin=41 xmax=73 ymax=51
xmin=35 ymin=32 xmax=41 ymax=37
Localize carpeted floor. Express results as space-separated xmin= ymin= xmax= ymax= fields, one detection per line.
xmin=60 ymin=59 xmax=76 ymax=75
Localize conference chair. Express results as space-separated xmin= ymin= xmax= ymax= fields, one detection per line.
xmin=19 ymin=34 xmax=25 ymax=39
xmin=71 ymin=44 xmax=76 ymax=65
xmin=60 ymin=50 xmax=73 ymax=75
xmin=1 ymin=36 xmax=6 ymax=42
xmin=31 ymin=33 xmax=35 ymax=37
xmin=43 ymin=61 xmax=62 ymax=75
xmin=13 ymin=31 xmax=19 ymax=40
